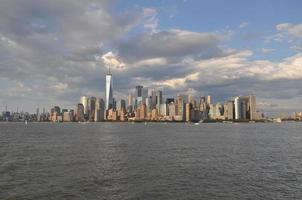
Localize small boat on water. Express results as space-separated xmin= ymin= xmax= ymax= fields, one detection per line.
xmin=273 ymin=118 xmax=282 ymax=123
xmin=78 ymin=121 xmax=89 ymax=124
xmin=24 ymin=120 xmax=28 ymax=125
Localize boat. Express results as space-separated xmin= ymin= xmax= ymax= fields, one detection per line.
xmin=24 ymin=120 xmax=28 ymax=125
xmin=273 ymin=118 xmax=282 ymax=123
xmin=222 ymin=121 xmax=233 ymax=124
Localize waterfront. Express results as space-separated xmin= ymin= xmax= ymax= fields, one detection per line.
xmin=1 ymin=122 xmax=302 ymax=199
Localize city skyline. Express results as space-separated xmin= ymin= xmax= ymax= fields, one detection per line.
xmin=0 ymin=0 xmax=302 ymax=114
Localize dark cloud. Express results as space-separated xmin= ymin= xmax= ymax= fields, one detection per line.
xmin=118 ymin=29 xmax=223 ymax=62
xmin=0 ymin=0 xmax=302 ymax=113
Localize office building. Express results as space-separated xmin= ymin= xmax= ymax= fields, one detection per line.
xmin=168 ymin=102 xmax=176 ymax=120
xmin=80 ymin=96 xmax=89 ymax=115
xmin=89 ymin=96 xmax=97 ymax=121
xmin=76 ymin=103 xmax=85 ymax=122
xmin=185 ymin=103 xmax=191 ymax=122
xmin=159 ymin=104 xmax=167 ymax=117
xmin=224 ymin=101 xmax=234 ymax=120
xmin=105 ymin=72 xmax=113 ymax=110
xmin=135 ymin=85 xmax=143 ymax=98
xmin=156 ymin=90 xmax=163 ymax=113
xmin=95 ymin=98 xmax=105 ymax=122
xmin=207 ymin=95 xmax=212 ymax=105
xmin=234 ymin=97 xmax=247 ymax=120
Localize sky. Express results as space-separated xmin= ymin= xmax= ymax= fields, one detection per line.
xmin=0 ymin=0 xmax=302 ymax=116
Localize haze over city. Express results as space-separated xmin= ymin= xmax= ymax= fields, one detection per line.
xmin=1 ymin=0 xmax=302 ymax=115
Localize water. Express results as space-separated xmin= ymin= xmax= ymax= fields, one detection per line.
xmin=0 ymin=122 xmax=302 ymax=199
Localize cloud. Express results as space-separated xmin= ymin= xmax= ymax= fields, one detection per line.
xmin=142 ymin=8 xmax=159 ymax=33
xmin=276 ymin=23 xmax=302 ymax=38
xmin=239 ymin=22 xmax=249 ymax=28
xmin=261 ymin=48 xmax=275 ymax=54
xmin=118 ymin=29 xmax=224 ymax=63
xmin=257 ymin=101 xmax=278 ymax=108
xmin=101 ymin=51 xmax=126 ymax=70
xmin=0 ymin=0 xmax=302 ymax=113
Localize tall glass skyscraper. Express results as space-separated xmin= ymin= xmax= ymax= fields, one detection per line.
xmin=80 ymin=96 xmax=89 ymax=115
xmin=105 ymin=73 xmax=113 ymax=110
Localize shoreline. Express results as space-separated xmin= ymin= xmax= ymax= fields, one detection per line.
xmin=1 ymin=120 xmax=301 ymax=123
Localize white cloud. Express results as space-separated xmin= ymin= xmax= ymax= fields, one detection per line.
xmin=143 ymin=8 xmax=158 ymax=33
xmin=239 ymin=22 xmax=249 ymax=29
xmin=101 ymin=51 xmax=126 ymax=70
xmin=134 ymin=57 xmax=167 ymax=67
xmin=154 ymin=72 xmax=199 ymax=88
xmin=261 ymin=48 xmax=275 ymax=54
xmin=276 ymin=23 xmax=302 ymax=38
xmin=1 ymin=1 xmax=302 ymax=113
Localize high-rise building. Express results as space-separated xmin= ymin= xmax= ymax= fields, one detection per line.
xmin=120 ymin=99 xmax=126 ymax=113
xmin=234 ymin=95 xmax=260 ymax=120
xmin=156 ymin=90 xmax=163 ymax=113
xmin=117 ymin=99 xmax=126 ymax=113
xmin=185 ymin=103 xmax=191 ymax=122
xmin=249 ymin=95 xmax=256 ymax=120
xmin=139 ymin=103 xmax=147 ymax=120
xmin=176 ymin=95 xmax=185 ymax=121
xmin=80 ymin=96 xmax=89 ymax=115
xmin=224 ymin=101 xmax=234 ymax=120
xmin=94 ymin=98 xmax=105 ymax=122
xmin=145 ymin=97 xmax=152 ymax=114
xmin=188 ymin=94 xmax=194 ymax=104
xmin=135 ymin=85 xmax=143 ymax=98
xmin=159 ymin=104 xmax=167 ymax=117
xmin=36 ymin=107 xmax=40 ymax=121
xmin=209 ymin=104 xmax=216 ymax=119
xmin=142 ymin=87 xmax=148 ymax=98
xmin=234 ymin=97 xmax=240 ymax=120
xmin=89 ymin=96 xmax=97 ymax=121
xmin=63 ymin=111 xmax=72 ymax=122
xmin=215 ymin=103 xmax=224 ymax=119
xmin=207 ymin=95 xmax=212 ymax=105
xmin=151 ymin=89 xmax=157 ymax=109
xmin=127 ymin=93 xmax=133 ymax=113
xmin=234 ymin=97 xmax=247 ymax=120
xmin=53 ymin=106 xmax=61 ymax=115
xmin=105 ymin=73 xmax=113 ymax=110
xmin=166 ymin=98 xmax=174 ymax=104
xmin=168 ymin=102 xmax=176 ymax=120
xmin=76 ymin=104 xmax=85 ymax=122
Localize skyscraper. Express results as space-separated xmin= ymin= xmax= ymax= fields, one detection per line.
xmin=135 ymin=85 xmax=143 ymax=98
xmin=224 ymin=101 xmax=234 ymax=120
xmin=127 ymin=93 xmax=134 ymax=113
xmin=76 ymin=103 xmax=85 ymax=122
xmin=234 ymin=97 xmax=247 ymax=120
xmin=89 ymin=96 xmax=97 ymax=121
xmin=156 ymin=90 xmax=163 ymax=113
xmin=80 ymin=96 xmax=89 ymax=115
xmin=105 ymin=73 xmax=113 ymax=110
xmin=177 ymin=95 xmax=185 ymax=121
xmin=94 ymin=98 xmax=105 ymax=122
xmin=207 ymin=95 xmax=212 ymax=105
xmin=249 ymin=95 xmax=256 ymax=120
